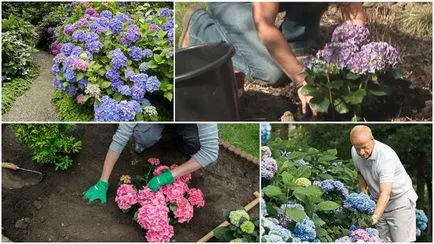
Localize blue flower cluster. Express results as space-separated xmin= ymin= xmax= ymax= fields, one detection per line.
xmin=416 ymin=209 xmax=428 ymax=236
xmin=314 ymin=179 xmax=349 ymax=198
xmin=261 ymin=217 xmax=292 ymax=242
xmin=94 ymin=96 xmax=142 ymax=121
xmin=343 ymin=193 xmax=376 ymax=214
xmin=293 ymin=217 xmax=317 ymax=242
xmin=261 ymin=123 xmax=271 ymax=145
xmin=331 ymin=23 xmax=370 ymax=47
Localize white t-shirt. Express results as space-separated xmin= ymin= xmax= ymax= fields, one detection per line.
xmin=351 ymin=140 xmax=418 ymax=211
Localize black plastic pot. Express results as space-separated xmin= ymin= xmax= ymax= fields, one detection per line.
xmin=175 ymin=42 xmax=240 ymax=121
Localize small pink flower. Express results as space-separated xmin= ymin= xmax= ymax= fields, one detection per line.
xmin=153 ymin=165 xmax=170 ymax=176
xmin=145 ymin=224 xmax=174 ymax=242
xmin=136 ymin=188 xmax=170 ymax=232
xmin=188 ymin=188 xmax=205 ymax=207
xmin=161 ymin=180 xmax=187 ymax=203
xmin=72 ymin=59 xmax=88 ymax=71
xmin=115 ymin=184 xmax=138 ymax=210
xmin=76 ymin=94 xmax=84 ymax=105
xmin=350 ymin=229 xmax=370 ymax=242
xmin=170 ymin=163 xmax=179 ymax=169
xmin=174 ymin=198 xmax=194 ymax=223
xmin=170 ymin=163 xmax=192 ymax=183
xmin=147 ymin=157 xmax=160 ymax=166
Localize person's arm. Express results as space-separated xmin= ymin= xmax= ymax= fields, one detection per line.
xmin=252 ymin=2 xmax=305 ymax=86
xmin=372 ymin=183 xmax=392 ymax=225
xmin=358 ymin=172 xmax=369 ymax=195
xmin=338 ymin=3 xmax=366 ymax=26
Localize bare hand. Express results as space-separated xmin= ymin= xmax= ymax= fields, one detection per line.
xmin=371 ymin=214 xmax=379 ymax=225
xmin=297 ymin=85 xmax=317 ymax=118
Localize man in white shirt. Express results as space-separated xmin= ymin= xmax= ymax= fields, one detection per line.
xmin=350 ymin=125 xmax=418 ymax=242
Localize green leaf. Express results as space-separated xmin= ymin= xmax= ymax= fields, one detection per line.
xmin=97 ymin=69 xmax=106 ymax=76
xmin=300 ymin=85 xmax=321 ymax=97
xmin=213 ymin=227 xmax=234 ymax=242
xmin=325 ymin=149 xmax=337 ymax=156
xmin=164 ymin=92 xmax=173 ymax=101
xmin=326 ymin=80 xmax=344 ymax=89
xmin=76 ymin=72 xmax=85 ymax=81
xmin=83 ymin=95 xmax=90 ymax=102
xmin=333 ymin=98 xmax=350 ymax=114
xmin=343 ymin=89 xmax=366 ymax=105
xmin=368 ymin=88 xmax=388 ymax=96
xmin=311 ymin=214 xmax=326 ymax=226
xmin=101 ymin=81 xmax=111 ymax=89
xmin=318 ymin=155 xmax=337 ymax=162
xmin=317 ymin=201 xmax=340 ymax=211
xmin=310 ymin=96 xmax=330 ymax=113
xmin=285 ymin=207 xmax=307 ymax=222
xmin=345 ymin=73 xmax=360 ymax=80
xmin=262 ymin=185 xmax=283 ymax=198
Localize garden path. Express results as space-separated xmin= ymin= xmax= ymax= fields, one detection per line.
xmin=3 ymin=50 xmax=58 ymax=122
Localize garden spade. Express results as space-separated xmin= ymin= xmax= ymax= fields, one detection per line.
xmin=2 ymin=162 xmax=43 ymax=189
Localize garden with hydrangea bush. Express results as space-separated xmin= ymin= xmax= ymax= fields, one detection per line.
xmin=260 ymin=123 xmax=431 ymax=242
xmin=2 ymin=2 xmax=173 ymax=121
xmin=2 ymin=124 xmax=259 ymax=242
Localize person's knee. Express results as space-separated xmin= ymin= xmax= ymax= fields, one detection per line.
xmin=178 ymin=135 xmax=201 ymax=155
xmin=250 ymin=63 xmax=287 ymax=85
xmin=134 ymin=124 xmax=164 ymax=149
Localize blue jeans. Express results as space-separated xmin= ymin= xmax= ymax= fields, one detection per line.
xmin=188 ymin=2 xmax=321 ymax=85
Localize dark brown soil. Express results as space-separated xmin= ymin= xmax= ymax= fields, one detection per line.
xmin=239 ymin=3 xmax=432 ymax=121
xmin=2 ymin=124 xmax=259 ymax=242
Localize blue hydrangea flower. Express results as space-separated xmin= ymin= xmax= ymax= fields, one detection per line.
xmin=52 ymin=77 xmax=64 ymax=90
xmin=268 ymin=225 xmax=292 ymax=241
xmin=160 ymin=8 xmax=172 ymax=17
xmin=145 ymin=76 xmax=161 ymax=92
xmin=51 ymin=63 xmax=60 ymax=74
xmin=61 ymin=43 xmax=75 ymax=56
xmin=131 ymin=82 xmax=146 ymax=101
xmin=114 ymin=13 xmax=130 ymax=23
xmin=105 ymin=68 xmax=120 ymax=82
xmin=72 ymin=30 xmax=86 ymax=42
xmin=315 ymin=180 xmax=349 ymax=199
xmin=260 ymin=198 xmax=268 ymax=217
xmin=278 ymin=202 xmax=304 ymax=226
xmin=335 ymin=236 xmax=353 ymax=242
xmin=121 ymin=24 xmax=139 ymax=45
xmin=71 ymin=46 xmax=84 ymax=57
xmin=293 ymin=217 xmax=316 ymax=242
xmin=109 ymin=19 xmax=123 ymax=35
xmin=94 ymin=96 xmax=120 ymax=121
xmin=262 ymin=235 xmax=284 ymax=243
xmin=85 ymin=40 xmax=103 ymax=53
xmin=139 ymin=62 xmax=149 ymax=73
xmin=68 ymin=85 xmax=77 ymax=96
xmin=166 ymin=29 xmax=174 ymax=43
xmin=343 ymin=193 xmax=376 ymax=214
xmin=64 ymin=69 xmax=76 ymax=82
xmin=125 ymin=70 xmax=136 ymax=80
xmin=365 ymin=228 xmax=379 ymax=237
xmin=84 ymin=32 xmax=99 ymax=42
xmin=100 ymin=10 xmax=112 ymax=19
xmin=416 ymin=209 xmax=428 ymax=231
xmin=117 ymin=85 xmax=132 ymax=96
xmin=129 ymin=46 xmax=143 ymax=61
xmin=109 ymin=49 xmax=128 ymax=69
xmin=78 ymin=78 xmax=88 ymax=90
xmin=130 ymin=73 xmax=148 ymax=84
xmin=117 ymin=100 xmax=141 ymax=121
xmin=261 ymin=123 xmax=271 ymax=145
xmin=162 ymin=20 xmax=174 ymax=32
xmin=143 ymin=48 xmax=153 ymax=59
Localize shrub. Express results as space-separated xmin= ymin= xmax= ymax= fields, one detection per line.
xmin=35 ymin=5 xmax=68 ymax=50
xmin=52 ymin=89 xmax=94 ymax=121
xmin=2 ymin=2 xmax=62 ymax=25
xmin=2 ymin=66 xmax=38 ymax=114
xmin=11 ymin=124 xmax=82 ymax=170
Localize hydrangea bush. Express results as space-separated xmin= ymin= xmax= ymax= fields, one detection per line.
xmin=51 ymin=2 xmax=173 ymax=121
xmin=115 ymin=158 xmax=205 ymax=242
xmin=301 ymin=23 xmax=402 ymax=121
xmin=213 ymin=209 xmax=260 ymax=242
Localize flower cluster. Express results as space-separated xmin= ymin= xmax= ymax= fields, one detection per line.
xmin=115 ymin=159 xmax=205 ymax=242
xmin=293 ymin=217 xmax=317 ymax=242
xmin=51 ymin=4 xmax=173 ymax=121
xmin=314 ymin=179 xmax=349 ymax=198
xmin=295 ymin=177 xmax=311 ymax=187
xmin=313 ymin=23 xmax=400 ymax=75
xmin=343 ymin=193 xmax=376 ymax=214
xmin=335 ymin=227 xmax=385 ymax=242
xmin=229 ymin=210 xmax=250 ymax=226
xmin=261 ymin=217 xmax=292 ymax=242
xmin=416 ymin=209 xmax=428 ymax=237
xmin=261 ymin=146 xmax=277 ymax=180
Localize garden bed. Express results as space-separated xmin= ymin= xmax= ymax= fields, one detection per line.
xmin=2 ymin=124 xmax=259 ymax=241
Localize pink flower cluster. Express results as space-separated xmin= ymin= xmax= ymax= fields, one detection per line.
xmin=115 ymin=184 xmax=137 ymax=210
xmin=72 ymin=59 xmax=88 ymax=71
xmin=115 ymin=161 xmax=206 ymax=242
xmin=50 ymin=42 xmax=62 ymax=56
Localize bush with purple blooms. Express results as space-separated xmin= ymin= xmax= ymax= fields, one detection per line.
xmin=301 ymin=23 xmax=402 ymax=121
xmin=51 ymin=2 xmax=173 ymax=121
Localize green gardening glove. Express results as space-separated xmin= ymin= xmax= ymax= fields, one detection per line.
xmin=147 ymin=171 xmax=174 ymax=192
xmin=83 ymin=179 xmax=109 ymax=203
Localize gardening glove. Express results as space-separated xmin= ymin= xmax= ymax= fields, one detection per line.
xmin=83 ymin=179 xmax=109 ymax=204
xmin=147 ymin=171 xmax=174 ymax=192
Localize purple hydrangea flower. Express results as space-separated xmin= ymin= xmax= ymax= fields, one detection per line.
xmin=72 ymin=30 xmax=86 ymax=42
xmin=332 ymin=23 xmax=370 ymax=47
xmin=261 ymin=157 xmax=277 ymax=179
xmin=149 ymin=23 xmax=160 ymax=31
xmin=64 ymin=24 xmax=76 ymax=35
xmin=114 ymin=13 xmax=130 ymax=23
xmin=61 ymin=43 xmax=76 ymax=56
xmin=68 ymin=85 xmax=77 ymax=96
xmin=100 ymin=10 xmax=112 ymax=19
xmin=125 ymin=70 xmax=136 ymax=80
xmin=314 ymin=180 xmax=349 ymax=199
xmin=121 ymin=24 xmax=139 ymax=45
xmin=139 ymin=62 xmax=148 ymax=73
xmin=94 ymin=96 xmax=120 ymax=121
xmin=78 ymin=78 xmax=88 ymax=90
xmin=109 ymin=19 xmax=123 ymax=35
xmin=85 ymin=7 xmax=97 ymax=16
xmin=118 ymin=100 xmax=142 ymax=121
xmin=130 ymin=73 xmax=148 ymax=84
xmin=129 ymin=46 xmax=143 ymax=61
xmin=349 ymin=42 xmax=400 ymax=74
xmin=167 ymin=29 xmax=174 ymax=43
xmin=85 ymin=40 xmax=103 ymax=53
xmin=160 ymin=8 xmax=172 ymax=17
xmin=105 ymin=68 xmax=121 ymax=82
xmin=109 ymin=49 xmax=128 ymax=69
xmin=131 ymin=82 xmax=146 ymax=101
xmin=71 ymin=46 xmax=84 ymax=57
xmin=52 ymin=77 xmax=64 ymax=90
xmin=51 ymin=63 xmax=60 ymax=74
xmin=84 ymin=32 xmax=99 ymax=42
xmin=316 ymin=42 xmax=359 ymax=69
xmin=111 ymin=79 xmax=124 ymax=91
xmin=64 ymin=69 xmax=76 ymax=82
xmin=89 ymin=21 xmax=108 ymax=34
xmin=117 ymin=85 xmax=132 ymax=96
xmin=162 ymin=20 xmax=174 ymax=32
xmin=145 ymin=76 xmax=161 ymax=92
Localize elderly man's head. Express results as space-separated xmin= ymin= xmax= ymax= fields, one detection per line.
xmin=350 ymin=125 xmax=374 ymax=159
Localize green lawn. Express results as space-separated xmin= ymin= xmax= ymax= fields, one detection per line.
xmin=218 ymin=124 xmax=260 ymax=158
xmin=175 ymin=2 xmax=207 ymax=47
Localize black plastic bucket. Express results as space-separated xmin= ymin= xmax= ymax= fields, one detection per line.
xmin=175 ymin=42 xmax=240 ymax=121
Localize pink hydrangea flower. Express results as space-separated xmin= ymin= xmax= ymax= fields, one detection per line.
xmin=161 ymin=180 xmax=187 ymax=203
xmin=72 ymin=59 xmax=88 ymax=71
xmin=153 ymin=165 xmax=170 ymax=176
xmin=147 ymin=157 xmax=160 ymax=166
xmin=50 ymin=42 xmax=62 ymax=56
xmin=136 ymin=188 xmax=170 ymax=232
xmin=76 ymin=94 xmax=84 ymax=105
xmin=145 ymin=224 xmax=174 ymax=242
xmin=170 ymin=163 xmax=179 ymax=169
xmin=188 ymin=188 xmax=205 ymax=207
xmin=115 ymin=184 xmax=138 ymax=210
xmin=350 ymin=229 xmax=370 ymax=242
xmin=137 ymin=186 xmax=155 ymax=206
xmin=174 ymin=198 xmax=194 ymax=223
